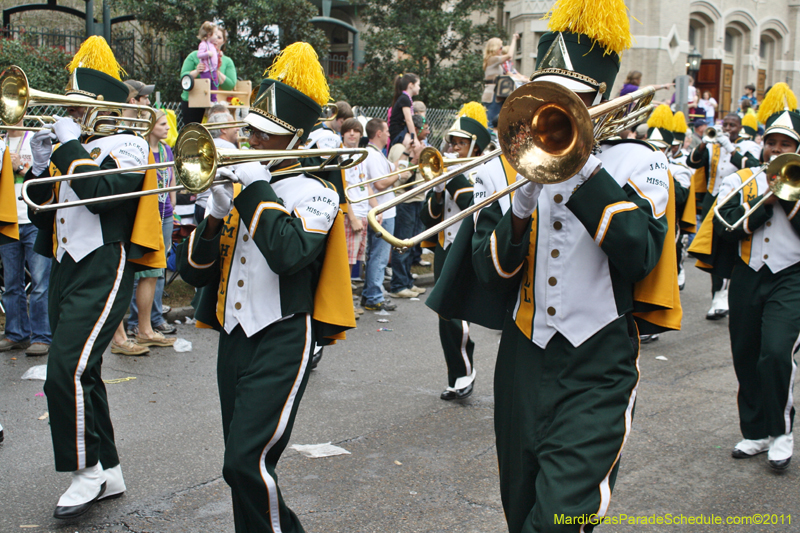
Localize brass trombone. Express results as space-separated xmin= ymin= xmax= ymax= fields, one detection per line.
xmin=1 ymin=66 xmax=156 ymax=135
xmin=367 ymin=81 xmax=668 ymax=250
xmin=21 ymin=123 xmax=368 ymax=213
xmin=343 ymin=147 xmax=481 ymax=203
xmin=713 ymin=152 xmax=800 ymax=231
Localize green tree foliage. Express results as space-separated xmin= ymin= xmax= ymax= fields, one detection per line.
xmin=115 ymin=0 xmax=328 ymax=101
xmin=0 ymin=38 xmax=72 ymax=95
xmin=331 ymin=0 xmax=498 ymax=109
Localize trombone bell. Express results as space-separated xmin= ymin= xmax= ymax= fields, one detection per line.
xmin=768 ymin=152 xmax=800 ymax=202
xmin=0 ymin=66 xmax=29 ymax=126
xmin=174 ymin=124 xmax=219 ymax=194
xmin=497 ymin=81 xmax=594 ymax=185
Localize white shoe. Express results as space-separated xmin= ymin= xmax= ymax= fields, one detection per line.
xmin=706 ymin=289 xmax=729 ymax=320
xmin=100 ymin=463 xmax=126 ymax=500
xmin=411 ymin=285 xmax=427 ymax=295
xmin=768 ymin=433 xmax=793 ymax=470
xmin=677 ymin=267 xmax=685 ymax=290
xmin=732 ymin=437 xmax=772 ymax=458
xmin=54 ymin=463 xmax=105 ymax=519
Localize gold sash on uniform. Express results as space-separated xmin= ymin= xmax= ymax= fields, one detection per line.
xmin=688 ymin=168 xmax=756 ymax=269
xmin=0 ymin=148 xmax=19 ymax=241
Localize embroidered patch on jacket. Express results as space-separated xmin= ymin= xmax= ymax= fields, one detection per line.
xmin=90 ymin=147 xmax=102 ymax=160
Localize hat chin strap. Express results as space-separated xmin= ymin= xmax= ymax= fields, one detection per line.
xmin=592 ymin=89 xmax=603 ymax=106
xmin=265 ymin=130 xmax=302 ymax=170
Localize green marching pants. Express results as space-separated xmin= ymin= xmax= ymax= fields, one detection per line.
xmin=44 ymin=243 xmax=134 ymax=472
xmin=217 ymin=314 xmax=314 ymax=533
xmin=729 ymin=260 xmax=800 ymax=440
xmin=494 ymin=314 xmax=640 ymax=533
xmin=434 ymin=243 xmax=475 ymax=387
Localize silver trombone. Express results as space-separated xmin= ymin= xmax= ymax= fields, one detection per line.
xmin=22 ymin=123 xmax=368 ymax=213
xmin=713 ymin=153 xmax=800 ymax=231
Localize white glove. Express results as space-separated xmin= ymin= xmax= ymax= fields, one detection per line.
xmin=577 ymin=154 xmax=602 ymax=181
xmin=433 ymin=179 xmax=447 ymax=193
xmin=30 ymin=128 xmax=55 ymax=175
xmin=717 ymin=135 xmax=734 ymax=153
xmin=51 ymin=117 xmax=82 ymax=144
xmin=208 ymin=182 xmax=234 ymax=219
xmin=233 ymin=161 xmax=271 ymax=188
xmin=511 ymin=177 xmax=543 ymax=219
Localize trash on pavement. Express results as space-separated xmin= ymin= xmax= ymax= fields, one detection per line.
xmin=21 ymin=365 xmax=47 ymax=381
xmin=173 ymin=339 xmax=192 ymax=352
xmin=289 ymin=442 xmax=351 ymax=458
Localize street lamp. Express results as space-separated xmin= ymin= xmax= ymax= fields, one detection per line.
xmin=687 ymin=47 xmax=702 ymax=73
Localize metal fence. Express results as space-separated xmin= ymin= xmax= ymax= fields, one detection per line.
xmin=0 ymin=25 xmax=84 ymax=55
xmin=355 ymin=106 xmax=458 ymax=150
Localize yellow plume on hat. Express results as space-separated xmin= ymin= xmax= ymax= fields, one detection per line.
xmin=672 ymin=111 xmax=688 ymax=133
xmin=647 ymin=104 xmax=673 ymax=130
xmin=545 ymin=0 xmax=632 ymax=56
xmin=757 ymin=82 xmax=797 ymax=125
xmin=457 ymin=102 xmax=488 ymax=128
xmin=265 ymin=42 xmax=330 ymax=107
xmin=67 ymin=36 xmax=126 ymax=80
xmin=741 ymin=113 xmax=758 ymax=130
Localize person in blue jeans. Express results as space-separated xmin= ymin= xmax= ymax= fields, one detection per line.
xmin=0 ymin=224 xmax=52 ymax=355
xmin=0 ymin=132 xmax=51 ymax=356
xmin=388 ymin=114 xmax=428 ymax=298
xmin=361 ymin=118 xmax=409 ymax=311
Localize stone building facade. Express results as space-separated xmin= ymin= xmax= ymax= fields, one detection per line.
xmin=498 ymin=0 xmax=798 ymax=116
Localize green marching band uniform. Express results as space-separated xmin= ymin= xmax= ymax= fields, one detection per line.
xmin=427 ymin=3 xmax=682 ymax=530
xmin=689 ymin=82 xmax=799 ymax=471
xmin=420 ymin=105 xmax=490 ymax=400
xmin=646 ymin=107 xmax=697 ymax=285
xmin=177 ymin=42 xmax=355 ymax=533
xmin=22 ymin=36 xmax=165 ymax=518
xmin=685 ymin=104 xmax=761 ymax=318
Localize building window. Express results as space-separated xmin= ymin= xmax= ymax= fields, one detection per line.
xmin=689 ymin=25 xmax=696 ymax=47
xmin=724 ymin=30 xmax=734 ymax=53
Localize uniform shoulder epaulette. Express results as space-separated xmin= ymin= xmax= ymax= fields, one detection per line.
xmin=601 ymin=138 xmax=659 ymax=151
xmin=305 ymin=172 xmax=336 ymax=191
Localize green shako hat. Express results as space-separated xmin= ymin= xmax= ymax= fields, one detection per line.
xmin=64 ymin=36 xmax=129 ymax=104
xmin=448 ymin=117 xmax=492 ymax=153
xmin=645 ymin=104 xmax=675 ymax=149
xmin=531 ymin=32 xmax=620 ymax=102
xmin=757 ymin=83 xmax=800 ymax=143
xmin=244 ymin=42 xmax=329 ymax=145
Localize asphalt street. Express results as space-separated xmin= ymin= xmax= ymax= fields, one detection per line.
xmin=1 ymin=264 xmax=798 ymax=533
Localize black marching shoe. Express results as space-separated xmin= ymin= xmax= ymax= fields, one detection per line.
xmin=769 ymin=457 xmax=791 ymax=471
xmin=440 ymin=382 xmax=473 ymax=401
xmin=54 ymin=482 xmax=106 ymax=519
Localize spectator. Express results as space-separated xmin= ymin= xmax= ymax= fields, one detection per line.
xmin=739 ymin=83 xmax=757 ymax=112
xmin=690 ymin=117 xmax=707 ymax=150
xmin=122 ymin=80 xmax=154 ymax=126
xmin=500 ymin=45 xmax=528 ymax=83
xmin=362 ymin=118 xmax=409 ymax=311
xmin=126 ymin=110 xmax=177 ymax=346
xmin=413 ymin=100 xmax=427 ymax=117
xmin=482 ymin=34 xmax=519 ymax=127
xmin=389 ymin=73 xmax=421 ymax=148
xmin=306 ymin=101 xmax=354 ymax=149
xmin=196 ymin=111 xmax=240 ymax=223
xmin=197 ymin=21 xmax=220 ymax=103
xmin=739 ymin=97 xmax=757 ymax=120
xmin=180 ymin=26 xmax=237 ymax=125
xmin=698 ymin=90 xmax=718 ymax=125
xmin=388 ymin=113 xmax=429 ymax=298
xmin=0 ymin=127 xmax=52 ymax=356
xmin=619 ymin=70 xmax=641 ymax=97
xmin=340 ymin=117 xmax=375 ymax=317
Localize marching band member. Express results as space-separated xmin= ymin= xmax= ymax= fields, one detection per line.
xmin=693 ymin=83 xmax=799 ymax=471
xmin=687 ymin=112 xmax=757 ymax=319
xmin=23 ymin=36 xmax=164 ymax=519
xmin=668 ymin=111 xmax=697 ymax=290
xmin=433 ymin=0 xmax=680 ymax=527
xmin=420 ymin=102 xmax=490 ymax=401
xmin=178 ymin=42 xmax=355 ymax=532
xmin=729 ymin=113 xmax=763 ymax=170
